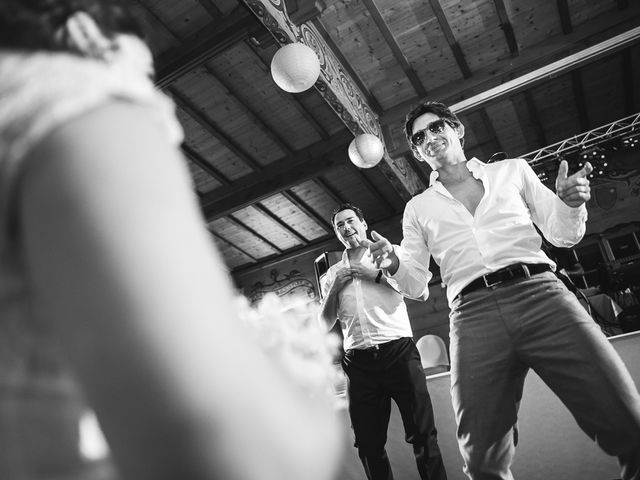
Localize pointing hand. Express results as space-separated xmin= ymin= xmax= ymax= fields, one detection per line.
xmin=555 ymin=160 xmax=592 ymax=208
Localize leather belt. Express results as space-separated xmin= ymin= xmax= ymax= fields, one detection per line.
xmin=349 ymin=338 xmax=406 ymax=355
xmin=458 ymin=263 xmax=551 ymax=298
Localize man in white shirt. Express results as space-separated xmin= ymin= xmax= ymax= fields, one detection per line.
xmin=320 ymin=203 xmax=448 ymax=480
xmin=364 ymin=101 xmax=640 ymax=479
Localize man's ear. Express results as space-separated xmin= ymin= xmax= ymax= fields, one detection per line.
xmin=362 ymin=220 xmax=368 ymax=231
xmin=456 ymin=123 xmax=465 ymax=139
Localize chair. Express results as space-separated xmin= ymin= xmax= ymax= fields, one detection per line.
xmin=416 ymin=334 xmax=450 ymax=376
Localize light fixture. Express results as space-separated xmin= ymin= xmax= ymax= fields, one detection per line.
xmin=621 ymin=132 xmax=640 ymax=149
xmin=270 ymin=43 xmax=321 ymax=93
xmin=578 ymin=146 xmax=608 ymax=179
xmin=348 ymin=133 xmax=385 ymax=168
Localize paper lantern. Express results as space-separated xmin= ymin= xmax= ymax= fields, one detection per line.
xmin=348 ymin=133 xmax=384 ymax=168
xmin=271 ymin=43 xmax=321 ymax=93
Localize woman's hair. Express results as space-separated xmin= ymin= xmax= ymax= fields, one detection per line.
xmin=0 ymin=0 xmax=145 ymax=52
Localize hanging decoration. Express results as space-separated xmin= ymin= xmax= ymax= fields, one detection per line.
xmin=348 ymin=133 xmax=385 ymax=168
xmin=270 ymin=42 xmax=320 ymax=93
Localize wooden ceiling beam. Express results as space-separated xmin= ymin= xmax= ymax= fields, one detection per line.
xmin=203 ymin=65 xmax=294 ymax=156
xmin=243 ymin=0 xmax=426 ymax=199
xmin=450 ymin=25 xmax=640 ymax=114
xmin=428 ymin=0 xmax=472 ymax=78
xmin=201 ymin=130 xmax=353 ymax=220
xmin=360 ymin=0 xmax=427 ymax=98
xmin=382 ymin=15 xmax=640 ymax=156
xmin=253 ymin=203 xmax=310 ymax=244
xmin=381 ymin=8 xmax=640 ymax=123
xmin=226 ymin=214 xmax=284 ymax=253
xmin=155 ymin=7 xmax=264 ymax=87
xmin=313 ymin=177 xmax=345 ymax=205
xmin=281 ymin=190 xmax=333 ymax=233
xmin=194 ymin=0 xmax=223 ymax=20
xmin=311 ymin=18 xmax=383 ymax=114
xmin=284 ymin=0 xmax=326 ymax=25
xmin=243 ymin=39 xmax=331 ymax=140
xmin=169 ymin=86 xmax=263 ymax=172
xmin=210 ymin=231 xmax=258 ymax=262
xmin=347 ymin=165 xmax=395 ymax=215
xmin=181 ymin=144 xmax=231 ymax=186
xmin=492 ymin=0 xmax=519 ymax=56
xmin=556 ymin=0 xmax=572 ymax=35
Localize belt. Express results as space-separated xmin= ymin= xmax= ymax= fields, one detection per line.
xmin=348 ymin=338 xmax=406 ymax=355
xmin=458 ymin=263 xmax=551 ymax=298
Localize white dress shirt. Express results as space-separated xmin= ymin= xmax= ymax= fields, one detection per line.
xmin=321 ymin=249 xmax=413 ymax=351
xmin=389 ymin=158 xmax=588 ymax=305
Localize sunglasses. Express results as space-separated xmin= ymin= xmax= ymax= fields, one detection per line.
xmin=410 ymin=118 xmax=457 ymax=147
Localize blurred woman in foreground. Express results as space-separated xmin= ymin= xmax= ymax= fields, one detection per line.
xmin=0 ymin=1 xmax=341 ymax=478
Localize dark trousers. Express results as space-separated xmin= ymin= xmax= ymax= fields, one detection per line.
xmin=342 ymin=337 xmax=447 ymax=480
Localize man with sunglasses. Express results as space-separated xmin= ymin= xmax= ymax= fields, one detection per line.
xmin=363 ymin=101 xmax=640 ymax=479
xmin=320 ymin=203 xmax=448 ymax=480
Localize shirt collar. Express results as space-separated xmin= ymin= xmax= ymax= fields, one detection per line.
xmin=428 ymin=157 xmax=485 ymax=186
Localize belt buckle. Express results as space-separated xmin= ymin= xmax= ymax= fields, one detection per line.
xmin=482 ymin=274 xmax=501 ymax=288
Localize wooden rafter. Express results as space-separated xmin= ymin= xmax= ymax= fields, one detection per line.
xmin=155 ymin=7 xmax=264 ymax=87
xmin=311 ymin=18 xmax=383 ymax=114
xmin=210 ymin=230 xmax=257 ymax=262
xmin=243 ymin=39 xmax=331 ymax=140
xmin=181 ymin=144 xmax=230 ymax=186
xmin=556 ymin=0 xmax=572 ymax=35
xmin=253 ymin=203 xmax=309 ymax=244
xmin=492 ymin=0 xmax=519 ymax=56
xmin=169 ymin=86 xmax=263 ymax=172
xmin=203 ymin=65 xmax=294 ymax=156
xmin=427 ymin=0 xmax=472 ymax=78
xmin=381 ymin=6 xmax=640 ymax=129
xmin=313 ymin=177 xmax=345 ymax=206
xmin=360 ymin=0 xmax=427 ymax=98
xmin=281 ymin=190 xmax=333 ymax=233
xmin=451 ymin=26 xmax=640 ymax=114
xmin=194 ymin=0 xmax=223 ymax=19
xmin=201 ymin=130 xmax=353 ymax=220
xmin=226 ymin=214 xmax=284 ymax=253
xmin=347 ymin=165 xmax=395 ymax=215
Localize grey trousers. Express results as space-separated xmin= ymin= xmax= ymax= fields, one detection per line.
xmin=449 ymin=270 xmax=640 ymax=480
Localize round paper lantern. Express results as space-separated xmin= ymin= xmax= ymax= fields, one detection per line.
xmin=348 ymin=133 xmax=384 ymax=168
xmin=271 ymin=43 xmax=321 ymax=93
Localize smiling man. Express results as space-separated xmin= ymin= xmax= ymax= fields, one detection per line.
xmin=365 ymin=101 xmax=640 ymax=479
xmin=320 ymin=203 xmax=447 ymax=480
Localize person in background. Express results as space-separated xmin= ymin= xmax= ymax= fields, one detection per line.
xmin=364 ymin=100 xmax=640 ymax=479
xmin=0 ymin=1 xmax=340 ymax=479
xmin=320 ymin=203 xmax=448 ymax=480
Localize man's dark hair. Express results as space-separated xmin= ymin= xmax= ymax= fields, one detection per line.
xmin=330 ymin=203 xmax=364 ymax=226
xmin=404 ymin=100 xmax=463 ymax=158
